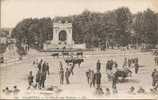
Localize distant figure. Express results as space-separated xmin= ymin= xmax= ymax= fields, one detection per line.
xmin=86 ymin=69 xmax=90 ymax=84
xmin=112 ymin=86 xmax=118 ymax=94
xmin=13 ymin=86 xmax=20 ymax=95
xmin=114 ymin=62 xmax=118 ymax=68
xmin=96 ymin=60 xmax=101 ymax=71
xmin=42 ymin=61 xmax=47 ymax=73
xmin=35 ymin=70 xmax=41 ymax=89
xmin=38 ymin=59 xmax=43 ymax=71
xmin=128 ymin=86 xmax=135 ymax=94
xmin=46 ymin=63 xmax=50 ymax=75
xmin=150 ymin=88 xmax=158 ymax=94
xmin=40 ymin=71 xmax=47 ymax=88
xmin=27 ymin=71 xmax=34 ymax=89
xmin=135 ymin=62 xmax=139 ymax=74
xmin=155 ymin=56 xmax=158 ymax=66
xmin=105 ymin=88 xmax=111 ymax=95
xmin=69 ymin=63 xmax=75 ymax=75
xmin=89 ymin=70 xmax=95 ymax=87
xmin=152 ymin=69 xmax=158 ymax=87
xmin=95 ymin=87 xmax=104 ymax=95
xmin=33 ymin=60 xmax=36 ymax=65
xmin=112 ymin=74 xmax=117 ymax=92
xmin=59 ymin=66 xmax=64 ymax=84
xmin=94 ymin=70 xmax=102 ymax=89
xmin=137 ymin=87 xmax=145 ymax=93
xmin=3 ymin=87 xmax=12 ymax=95
xmin=65 ymin=68 xmax=71 ymax=84
xmin=123 ymin=57 xmax=128 ymax=67
xmin=128 ymin=59 xmax=132 ymax=67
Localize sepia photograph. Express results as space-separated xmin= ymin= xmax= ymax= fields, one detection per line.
xmin=0 ymin=0 xmax=158 ymax=99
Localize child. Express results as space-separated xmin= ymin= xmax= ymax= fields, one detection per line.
xmin=28 ymin=71 xmax=34 ymax=89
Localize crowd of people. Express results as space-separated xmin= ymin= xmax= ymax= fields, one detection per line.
xmin=28 ymin=59 xmax=50 ymax=89
xmin=85 ymin=57 xmax=158 ymax=96
xmin=2 ymin=53 xmax=158 ymax=97
xmin=59 ymin=61 xmax=76 ymax=85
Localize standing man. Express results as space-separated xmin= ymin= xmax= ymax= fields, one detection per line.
xmin=94 ymin=70 xmax=102 ymax=89
xmin=152 ymin=69 xmax=158 ymax=87
xmin=59 ymin=65 xmax=64 ymax=84
xmin=96 ymin=60 xmax=101 ymax=71
xmin=123 ymin=57 xmax=128 ymax=67
xmin=35 ymin=70 xmax=41 ymax=89
xmin=112 ymin=73 xmax=117 ymax=93
xmin=40 ymin=71 xmax=47 ymax=89
xmin=135 ymin=62 xmax=139 ymax=74
xmin=42 ymin=61 xmax=47 ymax=73
xmin=38 ymin=59 xmax=43 ymax=71
xmin=46 ymin=63 xmax=50 ymax=75
xmin=27 ymin=71 xmax=34 ymax=89
xmin=65 ymin=68 xmax=71 ymax=84
xmin=90 ymin=70 xmax=95 ymax=87
xmin=86 ymin=69 xmax=90 ymax=84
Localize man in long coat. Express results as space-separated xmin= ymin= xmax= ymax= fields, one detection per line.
xmin=94 ymin=70 xmax=102 ymax=89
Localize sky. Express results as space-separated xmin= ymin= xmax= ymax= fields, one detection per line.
xmin=1 ymin=0 xmax=158 ymax=28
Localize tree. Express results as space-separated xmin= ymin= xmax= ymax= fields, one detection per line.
xmin=11 ymin=17 xmax=53 ymax=50
xmin=0 ymin=44 xmax=7 ymax=54
xmin=133 ymin=9 xmax=158 ymax=48
xmin=114 ymin=7 xmax=132 ymax=46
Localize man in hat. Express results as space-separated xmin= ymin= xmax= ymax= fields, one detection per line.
xmin=65 ymin=68 xmax=71 ymax=84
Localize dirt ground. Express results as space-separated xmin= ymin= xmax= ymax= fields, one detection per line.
xmin=0 ymin=49 xmax=158 ymax=99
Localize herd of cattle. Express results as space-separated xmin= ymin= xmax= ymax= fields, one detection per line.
xmin=51 ymin=51 xmax=83 ymax=58
xmin=51 ymin=51 xmax=84 ymax=66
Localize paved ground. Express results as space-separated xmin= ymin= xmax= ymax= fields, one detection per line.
xmin=0 ymin=49 xmax=158 ymax=99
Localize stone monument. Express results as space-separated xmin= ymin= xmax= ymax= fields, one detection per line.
xmin=44 ymin=21 xmax=74 ymax=50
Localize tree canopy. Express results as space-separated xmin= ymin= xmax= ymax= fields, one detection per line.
xmin=11 ymin=7 xmax=158 ymax=49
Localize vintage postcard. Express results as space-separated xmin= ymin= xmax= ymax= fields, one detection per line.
xmin=0 ymin=0 xmax=158 ymax=99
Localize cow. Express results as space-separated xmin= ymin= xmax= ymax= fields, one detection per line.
xmin=76 ymin=52 xmax=83 ymax=57
xmin=114 ymin=68 xmax=132 ymax=81
xmin=107 ymin=67 xmax=132 ymax=82
xmin=62 ymin=52 xmax=69 ymax=57
xmin=65 ymin=57 xmax=84 ymax=67
xmin=51 ymin=53 xmax=59 ymax=58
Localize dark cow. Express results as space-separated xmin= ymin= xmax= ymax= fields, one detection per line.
xmin=72 ymin=58 xmax=84 ymax=67
xmin=65 ymin=57 xmax=84 ymax=67
xmin=114 ymin=68 xmax=132 ymax=81
xmin=76 ymin=52 xmax=83 ymax=57
xmin=51 ymin=53 xmax=59 ymax=58
xmin=62 ymin=52 xmax=69 ymax=57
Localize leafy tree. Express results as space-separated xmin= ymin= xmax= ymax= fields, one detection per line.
xmin=133 ymin=9 xmax=158 ymax=48
xmin=114 ymin=7 xmax=132 ymax=46
xmin=0 ymin=44 xmax=7 ymax=54
xmin=12 ymin=17 xmax=53 ymax=49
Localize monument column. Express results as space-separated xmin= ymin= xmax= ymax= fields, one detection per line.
xmin=53 ymin=28 xmax=59 ymax=43
xmin=66 ymin=28 xmax=73 ymax=44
